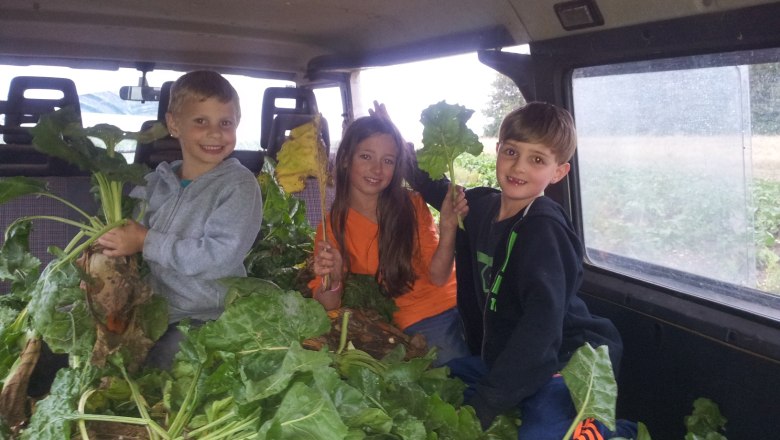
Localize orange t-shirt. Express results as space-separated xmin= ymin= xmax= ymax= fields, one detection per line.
xmin=308 ymin=191 xmax=457 ymax=330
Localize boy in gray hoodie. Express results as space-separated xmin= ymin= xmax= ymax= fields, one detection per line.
xmin=98 ymin=70 xmax=263 ymax=368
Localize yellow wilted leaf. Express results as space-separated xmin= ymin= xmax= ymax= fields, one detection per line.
xmin=276 ymin=114 xmax=331 ymax=288
xmin=276 ymin=115 xmax=328 ymax=194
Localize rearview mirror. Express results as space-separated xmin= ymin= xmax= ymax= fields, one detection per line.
xmin=119 ymin=85 xmax=161 ymax=101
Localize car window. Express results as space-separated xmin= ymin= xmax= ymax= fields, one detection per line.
xmin=573 ymin=47 xmax=780 ymax=320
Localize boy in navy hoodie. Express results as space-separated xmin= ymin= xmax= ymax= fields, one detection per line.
xmin=418 ymin=102 xmax=635 ymax=439
xmin=98 ymin=70 xmax=263 ymax=368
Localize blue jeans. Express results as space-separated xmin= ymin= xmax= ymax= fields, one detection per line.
xmin=447 ymin=356 xmax=638 ymax=439
xmin=404 ymin=307 xmax=471 ymax=366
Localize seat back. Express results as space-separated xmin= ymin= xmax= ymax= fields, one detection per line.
xmin=0 ymin=77 xmax=97 ymax=286
xmin=134 ymin=81 xmax=181 ymax=169
xmin=3 ymin=76 xmax=81 ymax=144
xmin=0 ymin=76 xmax=86 ymax=177
xmin=260 ymin=87 xmax=318 ymax=150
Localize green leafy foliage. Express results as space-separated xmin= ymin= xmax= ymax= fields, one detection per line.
xmin=20 ymin=365 xmax=101 ymax=440
xmin=29 ymin=109 xmax=154 ymax=185
xmin=26 ymin=259 xmax=96 ymax=360
xmin=684 ymin=398 xmax=728 ymax=440
xmin=0 ymin=222 xmax=40 ymax=298
xmin=21 ymin=279 xmax=518 ymax=439
xmin=341 ymin=273 xmax=398 ymax=322
xmin=417 ymin=100 xmax=484 ymax=182
xmin=561 ymin=343 xmax=617 ymax=435
xmin=196 ymin=284 xmax=331 ymax=352
xmin=418 ymin=101 xmax=484 ymax=229
xmin=245 ymin=159 xmax=314 ymax=292
xmin=0 ymin=178 xmax=49 ymax=206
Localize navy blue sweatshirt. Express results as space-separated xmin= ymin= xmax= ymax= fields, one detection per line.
xmin=415 ymin=178 xmax=623 ymax=425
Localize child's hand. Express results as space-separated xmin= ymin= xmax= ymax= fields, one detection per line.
xmin=313 ymin=241 xmax=343 ymax=283
xmin=313 ymin=241 xmax=344 ymax=309
xmin=98 ymin=219 xmax=148 ymax=257
xmin=440 ymin=186 xmax=468 ymax=233
xmin=368 ymin=100 xmax=391 ymax=120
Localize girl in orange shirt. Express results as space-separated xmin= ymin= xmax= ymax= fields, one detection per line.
xmin=309 ymin=114 xmax=470 ymax=366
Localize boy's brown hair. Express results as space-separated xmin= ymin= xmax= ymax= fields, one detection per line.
xmin=498 ymin=101 xmax=577 ymax=164
xmin=167 ymin=70 xmax=241 ymax=119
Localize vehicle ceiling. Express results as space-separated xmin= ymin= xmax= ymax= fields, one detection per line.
xmin=0 ymin=0 xmax=776 ymax=80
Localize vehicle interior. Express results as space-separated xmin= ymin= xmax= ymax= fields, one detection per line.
xmin=2 ymin=0 xmax=780 ymax=437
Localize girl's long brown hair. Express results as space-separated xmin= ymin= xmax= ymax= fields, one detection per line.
xmin=331 ymin=116 xmax=418 ymax=297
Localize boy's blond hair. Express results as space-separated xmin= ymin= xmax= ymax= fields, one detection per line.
xmin=167 ymin=70 xmax=241 ymax=119
xmin=498 ymin=101 xmax=577 ymax=164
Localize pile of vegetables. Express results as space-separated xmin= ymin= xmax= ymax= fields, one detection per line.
xmin=21 ymin=279 xmax=525 ymax=439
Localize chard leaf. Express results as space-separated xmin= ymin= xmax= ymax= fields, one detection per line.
xmin=238 ymin=342 xmax=331 ymax=404
xmin=391 ymin=412 xmax=426 ymax=439
xmin=384 ymin=356 xmax=431 ymax=385
xmin=20 ymin=365 xmax=100 ymax=440
xmin=29 ymin=108 xmax=152 ymax=186
xmin=27 ymin=260 xmax=95 ymax=358
xmin=344 ymin=407 xmax=393 ymax=434
xmin=0 ymin=221 xmax=40 ymax=296
xmin=561 ymin=343 xmax=617 ymax=431
xmin=197 ymin=288 xmax=330 ymax=352
xmin=638 ymin=422 xmax=653 ymax=440
xmin=417 ymin=100 xmax=484 ymax=181
xmin=426 ymin=393 xmax=483 ymax=439
xmin=484 ymin=413 xmax=522 ymax=439
xmin=685 ymin=397 xmax=727 ymax=439
xmin=344 ymin=367 xmax=384 ymax=409
xmin=28 ymin=107 xmax=93 ymax=170
xmin=275 ymin=115 xmax=329 ymax=194
xmin=0 ymin=176 xmax=49 ymax=205
xmin=260 ymin=381 xmax=349 ymax=439
xmin=419 ymin=366 xmax=467 ymax=406
xmin=84 ymin=123 xmax=127 ymax=152
xmin=0 ymin=307 xmax=29 ymax=390
xmin=310 ymin=367 xmax=369 ymax=422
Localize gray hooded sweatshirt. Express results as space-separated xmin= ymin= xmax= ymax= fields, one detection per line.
xmin=131 ymin=157 xmax=263 ymax=323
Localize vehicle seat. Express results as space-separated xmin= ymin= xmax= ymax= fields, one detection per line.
xmin=0 ymin=76 xmax=97 ymax=284
xmin=134 ymin=81 xmax=181 ymax=169
xmin=260 ymin=87 xmax=330 ymax=160
xmin=3 ymin=76 xmax=81 ymax=144
xmin=0 ymin=76 xmax=85 ymax=176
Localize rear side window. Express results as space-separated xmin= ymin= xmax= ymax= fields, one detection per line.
xmin=573 ymin=48 xmax=780 ymax=320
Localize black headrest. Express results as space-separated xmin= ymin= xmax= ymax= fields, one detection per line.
xmin=133 ymin=120 xmax=181 ymax=168
xmin=157 ymin=81 xmax=174 ymax=122
xmin=3 ymin=76 xmax=81 ymax=144
xmin=266 ymin=113 xmax=330 ymax=161
xmin=260 ymin=87 xmax=319 ymax=150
